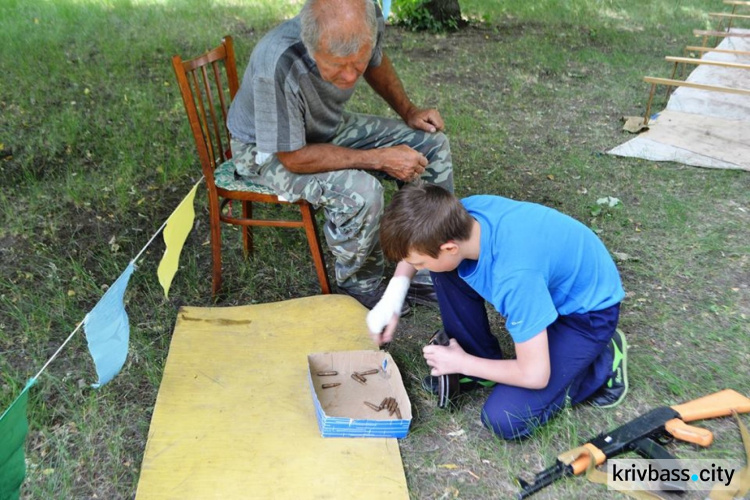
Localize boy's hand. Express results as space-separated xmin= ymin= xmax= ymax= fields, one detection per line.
xmin=370 ymin=313 xmax=399 ymax=346
xmin=423 ymin=338 xmax=467 ymax=376
xmin=365 ymin=276 xmax=410 ymax=343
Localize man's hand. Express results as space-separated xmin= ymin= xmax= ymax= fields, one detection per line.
xmin=378 ymin=145 xmax=428 ymax=182
xmin=423 ymin=338 xmax=468 ymax=376
xmin=363 ymin=54 xmax=445 ymax=134
xmin=405 ymin=107 xmax=445 ymax=134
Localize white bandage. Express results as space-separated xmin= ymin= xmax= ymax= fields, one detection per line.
xmin=366 ymin=276 xmax=410 ymax=334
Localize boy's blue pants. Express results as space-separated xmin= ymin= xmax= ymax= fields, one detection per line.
xmin=431 ymin=270 xmax=620 ymax=440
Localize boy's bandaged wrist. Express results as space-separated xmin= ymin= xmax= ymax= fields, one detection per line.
xmin=365 ymin=276 xmax=410 ymax=333
xmin=383 ymin=276 xmax=410 ymax=305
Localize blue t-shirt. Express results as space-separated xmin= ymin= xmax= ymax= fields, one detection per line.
xmin=458 ymin=196 xmax=625 ymax=343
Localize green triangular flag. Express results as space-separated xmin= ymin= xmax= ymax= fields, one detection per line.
xmin=0 ymin=379 xmax=35 ymax=500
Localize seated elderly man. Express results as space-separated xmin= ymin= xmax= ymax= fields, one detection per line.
xmin=226 ymin=0 xmax=453 ymax=311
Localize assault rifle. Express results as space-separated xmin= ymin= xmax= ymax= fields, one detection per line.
xmin=516 ymin=389 xmax=750 ymax=498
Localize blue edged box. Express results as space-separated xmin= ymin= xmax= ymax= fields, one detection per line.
xmin=307 ymin=350 xmax=412 ymax=438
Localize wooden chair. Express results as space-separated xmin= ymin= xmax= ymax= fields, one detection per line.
xmin=171 ymin=36 xmax=331 ymax=297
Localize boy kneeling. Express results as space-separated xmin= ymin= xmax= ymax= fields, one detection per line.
xmin=367 ymin=183 xmax=627 ymax=440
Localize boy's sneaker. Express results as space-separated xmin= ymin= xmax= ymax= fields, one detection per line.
xmin=422 ymin=375 xmax=496 ymax=408
xmin=589 ymin=328 xmax=629 ymax=408
xmin=422 ymin=373 xmax=460 ymax=409
xmin=422 ymin=330 xmax=496 ymax=407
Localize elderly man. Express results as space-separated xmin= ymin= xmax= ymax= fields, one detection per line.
xmin=227 ymin=0 xmax=453 ymax=310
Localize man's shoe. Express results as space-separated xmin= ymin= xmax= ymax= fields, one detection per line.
xmin=337 ymin=282 xmax=411 ymax=316
xmin=589 ymin=328 xmax=629 ymax=408
xmin=407 ymin=282 xmax=438 ymax=307
xmin=422 ymin=330 xmax=495 ymax=408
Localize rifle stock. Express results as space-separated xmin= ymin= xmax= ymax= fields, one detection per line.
xmin=517 ymin=389 xmax=750 ymax=498
xmin=671 ymin=389 xmax=750 ymax=422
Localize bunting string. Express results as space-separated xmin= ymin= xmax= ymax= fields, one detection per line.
xmin=1 ymin=177 xmax=204 ymax=499
xmin=134 ymin=220 xmax=169 ymax=264
xmin=1 ymin=176 xmax=203 ymax=410
xmin=30 ymin=320 xmax=84 ymax=383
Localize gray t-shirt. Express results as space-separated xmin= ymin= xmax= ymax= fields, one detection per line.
xmin=227 ymin=4 xmax=385 ymax=156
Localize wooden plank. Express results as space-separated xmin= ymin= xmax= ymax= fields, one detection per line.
xmin=710 ymin=12 xmax=750 ymax=19
xmin=685 ymin=45 xmax=750 ymax=57
xmin=693 ymin=29 xmax=750 ymax=37
xmin=665 ymin=56 xmax=750 ymax=70
xmin=136 ymin=295 xmax=410 ymax=500
xmin=643 ymin=76 xmax=750 ymax=96
xmin=723 ymin=0 xmax=750 ymax=5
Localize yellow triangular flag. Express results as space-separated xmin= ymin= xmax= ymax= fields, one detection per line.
xmin=157 ymin=182 xmax=200 ymax=297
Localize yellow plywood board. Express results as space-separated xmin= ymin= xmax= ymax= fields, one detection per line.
xmin=136 ymin=295 xmax=408 ymax=500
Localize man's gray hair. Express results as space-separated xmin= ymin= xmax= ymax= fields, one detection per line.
xmin=300 ymin=0 xmax=378 ymax=57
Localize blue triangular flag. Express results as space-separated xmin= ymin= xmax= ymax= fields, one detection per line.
xmin=84 ymin=261 xmax=136 ymax=388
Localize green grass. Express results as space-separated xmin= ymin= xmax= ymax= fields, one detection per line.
xmin=1 ymin=0 xmax=749 ymax=498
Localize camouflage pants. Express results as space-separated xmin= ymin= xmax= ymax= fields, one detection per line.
xmin=231 ymin=111 xmax=453 ymax=293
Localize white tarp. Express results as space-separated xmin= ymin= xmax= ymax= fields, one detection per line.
xmin=608 ymin=28 xmax=750 ymax=171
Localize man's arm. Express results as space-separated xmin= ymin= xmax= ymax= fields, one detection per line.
xmin=423 ymin=330 xmax=551 ymax=389
xmin=275 ymin=55 xmax=440 ymax=177
xmin=276 ymin=142 xmax=426 ymax=180
xmin=363 ymin=53 xmax=444 ymax=133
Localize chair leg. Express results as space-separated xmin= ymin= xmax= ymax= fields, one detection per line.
xmin=299 ymin=202 xmax=331 ymax=294
xmin=209 ymin=207 xmax=223 ymax=298
xmin=242 ymin=200 xmax=253 ymax=257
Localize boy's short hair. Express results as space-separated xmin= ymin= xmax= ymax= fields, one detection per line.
xmin=380 ymin=183 xmax=473 ymax=262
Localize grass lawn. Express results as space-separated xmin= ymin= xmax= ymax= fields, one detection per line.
xmin=1 ymin=0 xmax=748 ymax=498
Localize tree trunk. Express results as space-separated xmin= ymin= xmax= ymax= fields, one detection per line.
xmin=424 ymin=0 xmax=463 ymax=26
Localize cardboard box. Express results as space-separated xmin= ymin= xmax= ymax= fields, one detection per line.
xmin=307 ymin=350 xmax=412 ymax=438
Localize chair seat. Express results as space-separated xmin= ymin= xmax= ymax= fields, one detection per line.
xmin=214 ymin=160 xmax=277 ymax=196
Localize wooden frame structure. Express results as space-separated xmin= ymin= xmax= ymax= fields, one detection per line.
xmin=641 ymin=1 xmax=750 ymax=125
xmin=718 ymin=0 xmax=750 ymax=29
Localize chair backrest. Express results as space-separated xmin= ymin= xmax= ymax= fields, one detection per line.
xmin=172 ymin=36 xmax=239 ymax=178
